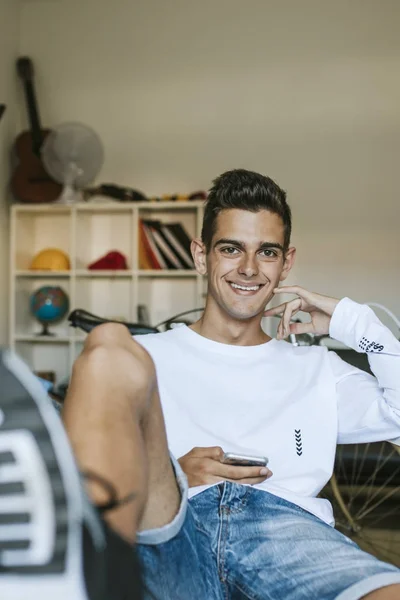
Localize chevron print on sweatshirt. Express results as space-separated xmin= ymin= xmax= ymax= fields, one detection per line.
xmin=295 ymin=429 xmax=303 ymax=456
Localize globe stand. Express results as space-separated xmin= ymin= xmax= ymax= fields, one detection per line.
xmin=36 ymin=322 xmax=55 ymax=337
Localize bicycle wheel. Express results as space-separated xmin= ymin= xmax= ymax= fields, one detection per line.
xmin=320 ymin=441 xmax=400 ymax=567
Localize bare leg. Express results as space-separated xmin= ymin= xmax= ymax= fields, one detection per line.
xmin=362 ymin=584 xmax=400 ymax=599
xmin=62 ymin=323 xmax=180 ymax=543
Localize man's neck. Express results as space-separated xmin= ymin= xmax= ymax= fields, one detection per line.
xmin=189 ymin=303 xmax=271 ymax=346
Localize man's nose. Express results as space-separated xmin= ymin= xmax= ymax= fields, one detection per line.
xmin=238 ymin=255 xmax=259 ymax=277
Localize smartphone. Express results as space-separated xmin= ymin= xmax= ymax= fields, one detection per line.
xmin=222 ymin=452 xmax=269 ymax=467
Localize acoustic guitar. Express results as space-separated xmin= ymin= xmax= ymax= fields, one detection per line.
xmin=11 ymin=57 xmax=61 ymax=203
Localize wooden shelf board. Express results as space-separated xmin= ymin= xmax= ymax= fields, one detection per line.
xmin=16 ymin=270 xmax=71 ymax=278
xmin=12 ymin=200 xmax=204 ymax=212
xmin=137 ymin=270 xmax=198 ymax=277
xmin=14 ymin=335 xmax=71 ymax=343
xmin=75 ymin=270 xmax=133 ymax=277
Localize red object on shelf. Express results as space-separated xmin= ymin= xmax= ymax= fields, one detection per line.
xmin=88 ymin=251 xmax=128 ymax=270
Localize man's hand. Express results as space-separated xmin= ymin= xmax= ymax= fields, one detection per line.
xmin=178 ymin=446 xmax=273 ymax=488
xmin=264 ymin=285 xmax=340 ymax=340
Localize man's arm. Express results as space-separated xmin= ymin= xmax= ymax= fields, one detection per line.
xmin=329 ymin=298 xmax=400 ymax=444
xmin=264 ymin=286 xmax=400 ymax=444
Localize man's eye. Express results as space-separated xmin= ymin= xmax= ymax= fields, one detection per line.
xmin=221 ymin=247 xmax=239 ymax=255
xmin=260 ymin=249 xmax=278 ymax=258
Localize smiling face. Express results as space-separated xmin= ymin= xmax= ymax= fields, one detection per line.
xmin=192 ymin=209 xmax=296 ymax=322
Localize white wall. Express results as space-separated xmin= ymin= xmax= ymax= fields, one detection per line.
xmin=0 ymin=0 xmax=20 ymax=344
xmin=18 ymin=0 xmax=400 ymax=320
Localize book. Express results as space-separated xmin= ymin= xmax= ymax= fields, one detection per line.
xmin=144 ymin=220 xmax=184 ymax=269
xmin=138 ymin=219 xmax=195 ymax=270
xmin=138 ymin=221 xmax=154 ymax=269
xmin=161 ymin=222 xmax=195 ymax=268
xmin=139 ymin=220 xmax=165 ymax=269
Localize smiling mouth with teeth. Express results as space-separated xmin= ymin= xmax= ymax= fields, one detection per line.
xmin=229 ymin=282 xmax=263 ymax=292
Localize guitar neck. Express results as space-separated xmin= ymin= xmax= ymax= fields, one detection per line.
xmin=23 ymin=79 xmax=43 ymax=156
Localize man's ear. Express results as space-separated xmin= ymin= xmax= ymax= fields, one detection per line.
xmin=191 ymin=238 xmax=207 ymax=275
xmin=279 ymin=247 xmax=296 ymax=282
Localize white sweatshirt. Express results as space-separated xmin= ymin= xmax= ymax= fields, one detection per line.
xmin=136 ymin=298 xmax=400 ymax=526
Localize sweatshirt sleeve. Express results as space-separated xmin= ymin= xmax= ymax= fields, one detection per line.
xmin=328 ymin=297 xmax=400 ymax=445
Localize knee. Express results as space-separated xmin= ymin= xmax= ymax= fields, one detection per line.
xmin=84 ymin=322 xmax=132 ymax=350
xmin=76 ymin=324 xmax=156 ymax=387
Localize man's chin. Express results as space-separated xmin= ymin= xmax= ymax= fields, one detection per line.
xmin=226 ymin=307 xmax=266 ymax=322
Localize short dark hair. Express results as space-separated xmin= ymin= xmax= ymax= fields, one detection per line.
xmin=201 ymin=169 xmax=292 ymax=253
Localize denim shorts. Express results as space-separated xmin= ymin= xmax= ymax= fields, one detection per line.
xmin=137 ymin=457 xmax=400 ymax=600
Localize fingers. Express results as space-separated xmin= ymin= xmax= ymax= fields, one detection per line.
xmin=273 ymin=285 xmax=305 ymax=297
xmin=265 ymin=285 xmax=337 ymax=339
xmin=264 ymin=298 xmax=300 ymax=321
xmin=263 ymin=302 xmax=287 ymax=317
xmin=178 ymin=452 xmax=273 ymax=487
xmin=187 ymin=446 xmax=224 ymax=460
xmin=289 ymin=321 xmax=314 ymax=335
xmin=263 ymin=287 xmax=305 ymax=319
xmin=233 ymin=475 xmax=273 ymax=485
xmin=274 ymin=298 xmax=301 ymax=339
xmin=216 ymin=463 xmax=273 ymax=481
xmin=273 ymin=286 xmax=340 ymax=317
xmin=282 ymin=299 xmax=301 ymax=338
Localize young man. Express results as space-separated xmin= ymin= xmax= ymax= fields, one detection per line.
xmin=133 ymin=169 xmax=400 ymax=599
xmin=0 ymin=168 xmax=399 ymax=599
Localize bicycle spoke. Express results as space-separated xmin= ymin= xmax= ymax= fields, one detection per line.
xmin=347 ymin=448 xmax=396 ymax=505
xmin=355 ymin=532 xmax=398 ymax=563
xmin=355 ymin=483 xmax=399 ymax=521
xmin=362 ymin=542 xmax=399 ymax=563
xmin=337 ymin=446 xmax=351 ymax=490
xmin=329 ymin=441 xmax=400 ymax=568
xmin=353 ymin=443 xmax=371 ymax=489
xmin=359 ymin=533 xmax=400 ymax=545
xmin=388 ymin=537 xmax=400 ymax=546
xmin=364 ymin=444 xmax=388 ymax=506
xmin=360 ymin=444 xmax=386 ymax=504
xmin=363 ymin=503 xmax=400 ymax=529
xmin=351 ymin=443 xmax=359 ymax=492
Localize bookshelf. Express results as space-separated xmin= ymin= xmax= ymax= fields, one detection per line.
xmin=10 ymin=200 xmax=206 ymax=383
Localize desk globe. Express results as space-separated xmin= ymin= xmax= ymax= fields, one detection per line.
xmin=30 ymin=286 xmax=70 ymax=336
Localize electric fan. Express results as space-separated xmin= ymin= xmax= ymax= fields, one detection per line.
xmin=41 ymin=122 xmax=104 ymax=204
